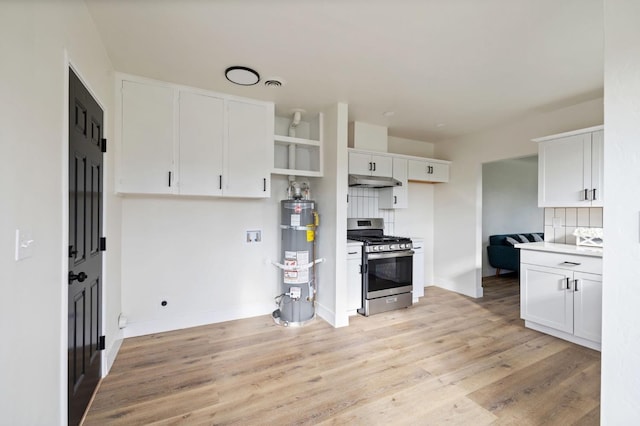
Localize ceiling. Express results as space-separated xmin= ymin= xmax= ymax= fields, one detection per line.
xmin=85 ymin=0 xmax=603 ymax=142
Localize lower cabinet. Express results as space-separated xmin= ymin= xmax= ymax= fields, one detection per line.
xmin=520 ymin=249 xmax=602 ymax=350
xmin=412 ymin=238 xmax=425 ymax=302
xmin=347 ymin=243 xmax=362 ymax=315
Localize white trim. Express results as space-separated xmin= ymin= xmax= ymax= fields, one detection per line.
xmin=315 ymin=302 xmax=337 ymax=327
xmin=106 ymin=336 xmax=123 ymax=373
xmin=122 ymin=303 xmax=275 ymax=338
xmin=531 ymin=125 xmax=604 ymax=142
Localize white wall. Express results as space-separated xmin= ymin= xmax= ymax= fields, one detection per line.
xmin=601 ymin=0 xmax=640 ymax=421
xmin=119 ymin=183 xmax=285 ymax=336
xmin=482 ymin=156 xmax=542 ymax=276
xmin=314 ymin=103 xmax=349 ymax=327
xmin=0 ymin=1 xmax=120 ymax=424
xmin=434 ymin=98 xmax=603 ymax=297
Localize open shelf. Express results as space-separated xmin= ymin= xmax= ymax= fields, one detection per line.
xmin=272 ymin=112 xmax=323 ymax=177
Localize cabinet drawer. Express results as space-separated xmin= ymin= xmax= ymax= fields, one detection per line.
xmin=520 ymin=250 xmax=602 ymax=275
xmin=347 ymin=244 xmax=362 ymax=259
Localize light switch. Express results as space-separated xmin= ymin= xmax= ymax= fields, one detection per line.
xmin=15 ymin=229 xmax=34 ymax=261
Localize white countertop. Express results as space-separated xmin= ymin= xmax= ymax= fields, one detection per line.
xmin=515 ymin=241 xmax=603 ymax=258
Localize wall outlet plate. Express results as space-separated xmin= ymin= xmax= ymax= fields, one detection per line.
xmin=246 ymin=230 xmax=262 ymax=243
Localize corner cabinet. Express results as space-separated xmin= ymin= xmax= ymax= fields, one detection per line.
xmin=520 ymin=248 xmax=602 ymax=350
xmin=272 ymin=113 xmax=323 ymax=178
xmin=535 ymin=126 xmax=604 ymax=207
xmin=117 ymin=74 xmax=274 ymax=198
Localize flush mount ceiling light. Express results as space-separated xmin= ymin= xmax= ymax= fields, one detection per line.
xmin=225 ymin=66 xmax=260 ymax=86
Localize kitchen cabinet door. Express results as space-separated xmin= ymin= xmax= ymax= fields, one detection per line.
xmin=537 ymin=128 xmax=604 ymax=207
xmin=348 ymin=152 xmax=392 ymax=177
xmin=379 ymin=157 xmax=408 ymax=209
xmin=573 ymin=272 xmax=602 ymax=343
xmin=225 ymin=100 xmax=273 ymax=198
xmin=347 ymin=246 xmax=362 ymax=314
xmin=178 ymin=91 xmax=224 ymax=196
xmin=412 ymin=239 xmax=425 ymax=302
xmin=520 ymin=264 xmax=573 ymax=333
xmin=119 ymin=80 xmax=176 ymax=194
xmin=407 ymin=159 xmax=449 ymax=183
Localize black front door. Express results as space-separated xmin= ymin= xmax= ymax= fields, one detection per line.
xmin=68 ymin=69 xmax=103 ymax=426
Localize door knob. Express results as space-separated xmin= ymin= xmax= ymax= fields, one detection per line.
xmin=68 ymin=271 xmax=87 ymax=284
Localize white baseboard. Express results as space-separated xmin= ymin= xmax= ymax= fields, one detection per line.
xmin=315 ymin=302 xmax=336 ymax=327
xmin=525 ymin=320 xmax=601 ymax=351
xmin=104 ymin=337 xmax=123 ymax=375
xmin=122 ymin=303 xmax=275 ymax=338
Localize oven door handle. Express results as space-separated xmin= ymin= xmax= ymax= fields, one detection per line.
xmin=367 ymin=250 xmax=414 ymax=260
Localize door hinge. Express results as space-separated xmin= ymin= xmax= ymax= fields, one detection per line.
xmin=98 ymin=335 xmax=106 ymax=351
xmin=68 ymin=245 xmax=76 ymax=258
xmin=99 ymin=237 xmax=107 ymax=251
xmin=101 ymin=138 xmax=107 ymax=153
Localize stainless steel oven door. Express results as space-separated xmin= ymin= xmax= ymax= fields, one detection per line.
xmin=364 ymin=250 xmax=414 ymax=299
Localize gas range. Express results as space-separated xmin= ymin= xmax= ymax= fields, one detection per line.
xmin=347 ymin=218 xmax=414 ymax=316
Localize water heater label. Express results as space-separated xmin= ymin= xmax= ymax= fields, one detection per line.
xmin=290 ymin=214 xmax=301 ymax=227
xmin=283 ymin=251 xmax=309 ymax=284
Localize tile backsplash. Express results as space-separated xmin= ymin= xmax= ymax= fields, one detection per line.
xmin=544 ymin=207 xmax=603 ymax=244
xmin=347 ymin=187 xmax=396 ymax=234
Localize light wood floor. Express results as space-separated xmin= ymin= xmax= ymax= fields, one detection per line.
xmin=85 ymin=274 xmax=600 ymax=425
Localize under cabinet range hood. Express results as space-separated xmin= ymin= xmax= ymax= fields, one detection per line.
xmin=348 ymin=174 xmax=402 ymax=188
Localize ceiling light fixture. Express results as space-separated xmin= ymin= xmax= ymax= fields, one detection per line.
xmin=225 ymin=66 xmax=260 ymax=86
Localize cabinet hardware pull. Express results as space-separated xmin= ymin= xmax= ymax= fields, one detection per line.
xmin=592 ymin=188 xmax=597 ymax=200
xmin=348 ymin=251 xmax=358 ymax=255
xmin=369 ymin=162 xmax=372 ymax=171
xmin=394 ymin=195 xmax=397 ymax=204
xmin=263 ymin=178 xmax=267 ymax=192
xmin=561 ymin=261 xmax=581 ymax=266
xmin=219 ymin=175 xmax=222 ymax=190
xmin=168 ymin=171 xmax=172 ymax=187
xmin=574 ymin=279 xmax=579 ymax=291
xmin=373 ymin=162 xmax=376 ymax=171
xmin=565 ymin=277 xmax=571 ymax=290
xmin=584 ymin=188 xmax=588 ymax=201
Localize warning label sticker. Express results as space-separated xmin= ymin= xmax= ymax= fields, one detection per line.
xmin=283 ymin=251 xmax=309 ymax=284
xmin=290 ymin=214 xmax=300 ymax=227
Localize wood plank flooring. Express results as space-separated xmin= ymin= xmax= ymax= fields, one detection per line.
xmin=84 ymin=274 xmax=600 ymax=425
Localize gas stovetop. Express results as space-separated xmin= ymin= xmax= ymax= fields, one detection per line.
xmin=347 ymin=218 xmax=413 ymax=252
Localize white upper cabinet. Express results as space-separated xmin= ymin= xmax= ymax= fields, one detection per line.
xmin=379 ymin=157 xmax=408 ymax=209
xmin=117 ymin=74 xmax=274 ymax=198
xmin=225 ymin=100 xmax=272 ymax=198
xmin=178 ymin=91 xmax=224 ymax=196
xmin=348 ymin=152 xmax=393 ymax=177
xmin=535 ymin=126 xmax=604 ymax=207
xmin=407 ymin=159 xmax=450 ymax=183
xmin=120 ymin=80 xmax=177 ymax=194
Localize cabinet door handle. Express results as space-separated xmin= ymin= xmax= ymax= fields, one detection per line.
xmin=263 ymin=178 xmax=267 ymax=192
xmin=168 ymin=171 xmax=172 ymax=187
xmin=369 ymin=162 xmax=373 ymax=171
xmin=584 ymin=188 xmax=589 ymax=201
xmin=565 ymin=277 xmax=571 ymax=290
xmin=219 ymin=175 xmax=222 ymax=190
xmin=373 ymin=162 xmax=376 ymax=171
xmin=574 ymin=279 xmax=579 ymax=292
xmin=592 ymin=188 xmax=597 ymax=201
xmin=394 ymin=195 xmax=397 ymax=204
xmin=561 ymin=261 xmax=581 ymax=266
